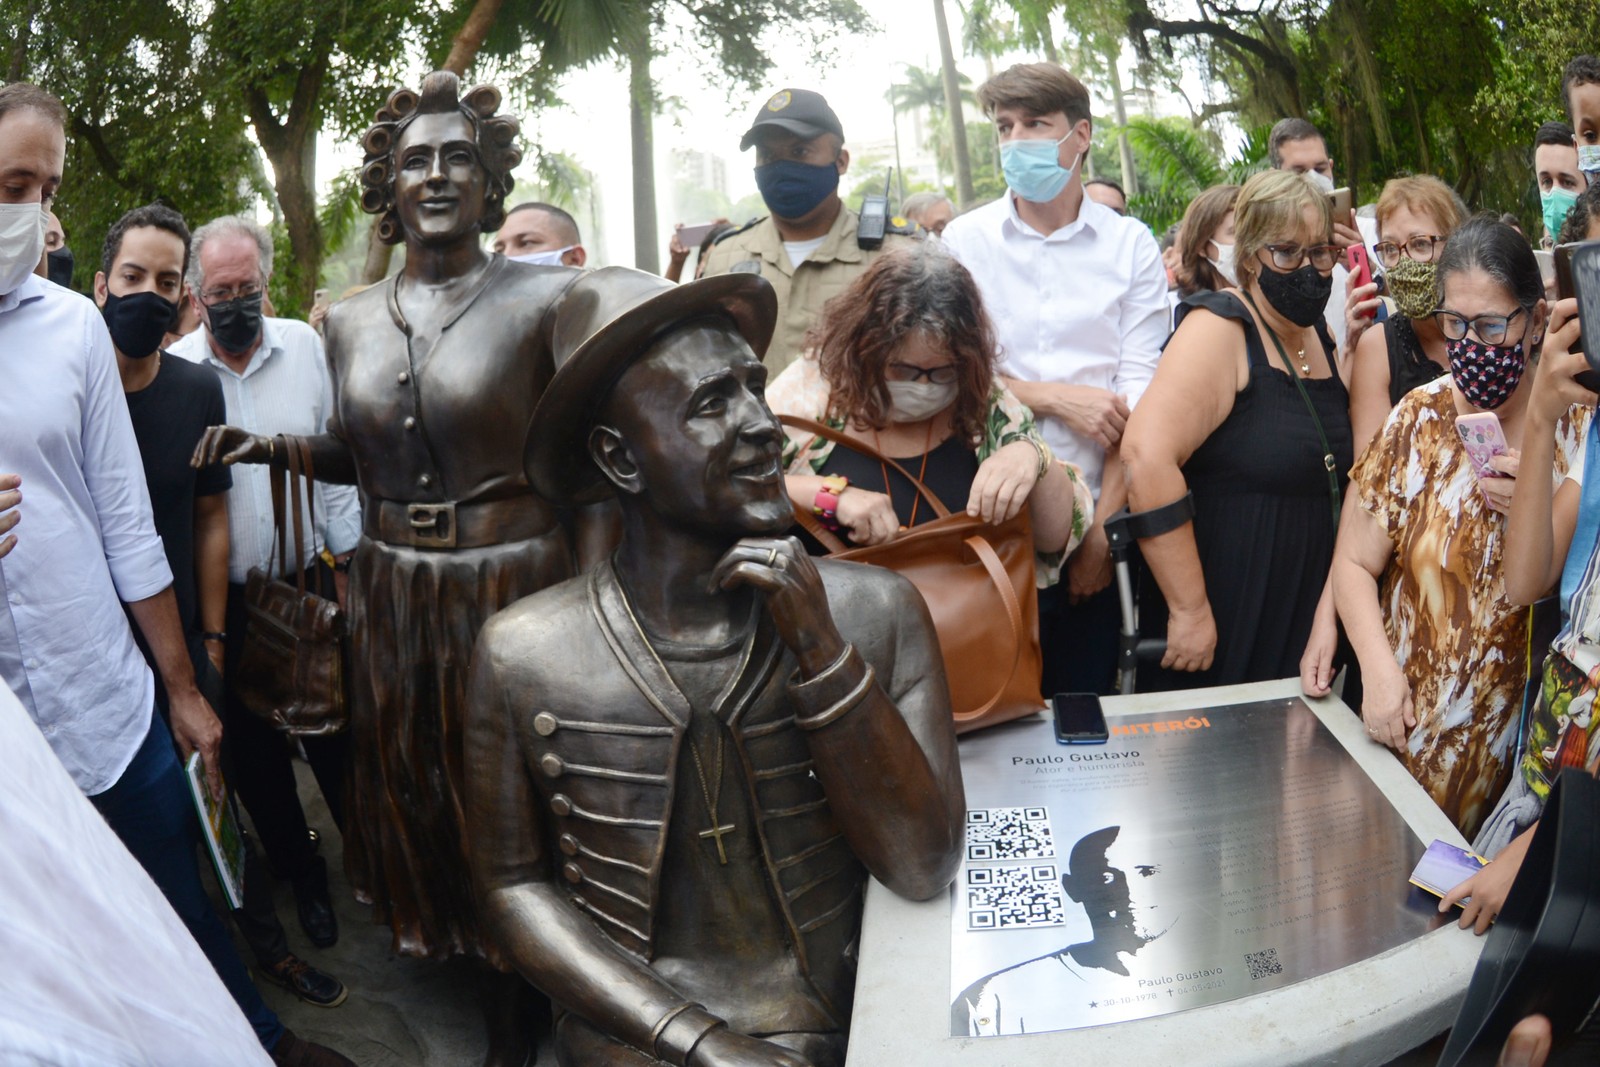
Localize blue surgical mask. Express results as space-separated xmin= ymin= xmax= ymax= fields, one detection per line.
xmin=1000 ymin=132 xmax=1081 ymax=204
xmin=754 ymin=159 xmax=840 ymax=220
xmin=1543 ymin=187 xmax=1581 ymax=242
xmin=511 ymin=246 xmax=574 ymax=267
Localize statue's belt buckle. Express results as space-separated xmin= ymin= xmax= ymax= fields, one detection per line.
xmin=407 ymin=502 xmax=457 ymax=548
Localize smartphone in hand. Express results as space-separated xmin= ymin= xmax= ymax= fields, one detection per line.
xmin=1456 ymin=412 xmax=1510 ymax=481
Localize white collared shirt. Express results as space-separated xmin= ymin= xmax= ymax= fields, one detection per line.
xmin=170 ymin=318 xmax=361 ymax=583
xmin=0 ymin=276 xmax=170 ymax=795
xmin=0 ymin=683 xmax=271 ymax=1065
xmin=942 ymin=193 xmax=1170 ymax=498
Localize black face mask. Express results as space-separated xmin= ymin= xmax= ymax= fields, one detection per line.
xmin=47 ymin=247 xmax=74 ymax=289
xmin=102 ymin=289 xmax=179 ymax=359
xmin=206 ymin=292 xmax=264 ymax=354
xmin=1256 ymin=263 xmax=1333 ymax=328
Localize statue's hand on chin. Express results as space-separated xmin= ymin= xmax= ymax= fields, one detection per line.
xmin=709 ymin=535 xmax=846 ymax=678
xmin=688 ymin=1026 xmax=817 ymax=1067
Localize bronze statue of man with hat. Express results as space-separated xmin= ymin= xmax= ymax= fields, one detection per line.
xmin=464 ymin=266 xmax=965 ymax=1067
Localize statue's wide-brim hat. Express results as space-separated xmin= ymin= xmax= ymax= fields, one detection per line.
xmin=526 ymin=266 xmax=777 ymax=504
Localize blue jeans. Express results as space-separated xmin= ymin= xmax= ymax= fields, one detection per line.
xmin=90 ymin=710 xmax=284 ymax=1051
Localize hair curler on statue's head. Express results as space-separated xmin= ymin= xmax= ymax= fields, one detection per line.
xmin=357 ymin=71 xmax=522 ymax=245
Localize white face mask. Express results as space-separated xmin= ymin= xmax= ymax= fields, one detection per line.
xmin=0 ymin=203 xmax=46 ymax=297
xmin=1206 ymin=240 xmax=1238 ymax=286
xmin=886 ymin=380 xmax=958 ymax=423
xmin=1579 ymin=144 xmax=1600 ymax=183
xmin=511 ymin=245 xmax=574 ymax=267
xmin=1304 ymin=169 xmax=1336 ymax=194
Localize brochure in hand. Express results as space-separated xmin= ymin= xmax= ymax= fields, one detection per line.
xmin=184 ymin=752 xmax=246 ymax=910
xmin=1408 ymin=838 xmax=1487 ymax=902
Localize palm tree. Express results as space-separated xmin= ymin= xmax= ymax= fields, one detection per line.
xmin=1121 ymin=117 xmax=1268 ymax=233
xmin=933 ymin=0 xmax=976 ymax=208
xmin=889 ymin=64 xmax=972 ymax=192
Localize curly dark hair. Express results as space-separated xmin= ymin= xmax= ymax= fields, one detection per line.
xmin=808 ymin=247 xmax=996 ymax=446
xmin=358 ymin=71 xmax=522 ymax=245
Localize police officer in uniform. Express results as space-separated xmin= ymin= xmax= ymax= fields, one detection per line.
xmin=701 ymin=88 xmax=922 ymax=371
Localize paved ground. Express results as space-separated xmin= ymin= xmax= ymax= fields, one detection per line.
xmin=219 ymin=760 xmax=554 ymax=1066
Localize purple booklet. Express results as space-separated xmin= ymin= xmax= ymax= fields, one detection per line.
xmin=1409 ymin=839 xmax=1487 ymax=902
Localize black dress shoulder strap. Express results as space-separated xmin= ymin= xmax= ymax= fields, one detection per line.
xmin=1172 ymin=290 xmax=1270 ymax=368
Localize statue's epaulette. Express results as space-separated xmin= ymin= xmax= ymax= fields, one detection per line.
xmin=712 ymin=217 xmax=765 ymax=246
xmin=886 ymin=215 xmax=926 ymax=239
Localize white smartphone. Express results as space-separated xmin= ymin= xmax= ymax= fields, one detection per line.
xmin=676 ymin=222 xmax=718 ymax=248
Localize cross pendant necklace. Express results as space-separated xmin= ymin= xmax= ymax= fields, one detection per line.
xmin=688 ymin=732 xmax=735 ymax=864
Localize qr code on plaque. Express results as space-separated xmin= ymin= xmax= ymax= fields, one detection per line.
xmin=966 ymin=864 xmax=1066 ymax=930
xmin=965 ymin=806 xmax=1056 ymax=862
xmin=1245 ymin=948 xmax=1283 ymax=980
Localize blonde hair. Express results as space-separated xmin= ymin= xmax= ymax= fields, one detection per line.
xmin=1375 ymin=175 xmax=1467 ymax=240
xmin=1232 ymin=169 xmax=1333 ymax=286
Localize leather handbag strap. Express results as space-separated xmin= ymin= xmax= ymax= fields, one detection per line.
xmin=269 ymin=455 xmax=289 ymax=580
xmin=286 ymin=435 xmax=331 ymax=600
xmin=778 ymin=414 xmax=953 ymax=519
xmin=285 ymin=436 xmax=309 ymax=597
xmin=952 ymin=533 xmax=1026 ymax=725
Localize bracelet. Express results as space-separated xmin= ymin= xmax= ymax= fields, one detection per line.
xmin=1027 ymin=436 xmax=1053 ymax=481
xmin=812 ymin=474 xmax=849 ymax=531
xmin=333 ymin=557 xmax=352 ymax=574
xmin=202 ymin=631 xmax=227 ymax=643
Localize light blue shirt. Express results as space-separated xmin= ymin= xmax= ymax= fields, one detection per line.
xmin=0 ymin=276 xmax=171 ymax=795
xmin=170 ymin=317 xmax=361 ymax=583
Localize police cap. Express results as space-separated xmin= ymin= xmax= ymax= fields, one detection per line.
xmin=738 ymin=89 xmax=845 ymax=152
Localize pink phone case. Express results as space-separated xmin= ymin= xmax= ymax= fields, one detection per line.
xmin=1455 ymin=412 xmax=1508 ymax=480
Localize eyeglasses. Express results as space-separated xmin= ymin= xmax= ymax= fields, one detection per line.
xmin=200 ymin=282 xmax=263 ymax=306
xmin=886 ymin=361 xmax=959 ymax=385
xmin=1373 ymin=235 xmax=1446 ymax=270
xmin=1260 ymin=242 xmax=1339 ymax=273
xmin=1431 ymin=306 xmax=1528 ymax=345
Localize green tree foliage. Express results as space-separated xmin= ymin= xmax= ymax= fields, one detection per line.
xmin=1121 ymin=0 xmax=1588 ymax=225
xmin=4 ymin=0 xmax=263 ymax=292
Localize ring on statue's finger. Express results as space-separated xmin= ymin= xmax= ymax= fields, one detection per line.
xmin=766 ymin=547 xmax=778 ymax=567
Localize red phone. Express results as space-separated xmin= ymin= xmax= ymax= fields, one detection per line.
xmin=1347 ymin=244 xmax=1373 ymax=289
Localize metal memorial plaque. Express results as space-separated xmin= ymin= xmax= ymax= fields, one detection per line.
xmin=949 ymin=697 xmax=1443 ymax=1037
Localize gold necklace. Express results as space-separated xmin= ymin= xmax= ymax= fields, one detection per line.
xmin=687 ymin=732 xmax=734 ymax=864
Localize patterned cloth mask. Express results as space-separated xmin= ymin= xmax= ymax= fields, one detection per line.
xmin=1386 ymin=257 xmax=1440 ymax=320
xmin=1447 ymin=336 xmax=1526 ymax=411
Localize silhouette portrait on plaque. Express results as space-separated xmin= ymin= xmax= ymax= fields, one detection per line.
xmin=953 ymin=825 xmax=1170 ymax=1036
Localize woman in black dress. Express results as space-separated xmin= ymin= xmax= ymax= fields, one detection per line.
xmin=1346 ymin=175 xmax=1467 ymax=451
xmin=1122 ymin=169 xmax=1352 ymax=693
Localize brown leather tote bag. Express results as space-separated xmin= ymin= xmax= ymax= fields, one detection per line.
xmin=780 ymin=416 xmax=1045 ymax=733
xmin=233 ymin=435 xmax=349 ymax=736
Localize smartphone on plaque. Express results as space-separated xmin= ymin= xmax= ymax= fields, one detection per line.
xmin=1053 ymin=692 xmax=1109 ymax=745
xmin=1455 ymin=412 xmax=1510 ymax=489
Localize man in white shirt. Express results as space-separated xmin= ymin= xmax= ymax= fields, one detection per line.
xmin=170 ymin=214 xmax=360 ymax=953
xmin=942 ymin=62 xmax=1169 ymax=696
xmin=0 ymin=83 xmax=350 ymax=1067
xmin=1269 ymin=118 xmax=1359 ymax=354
